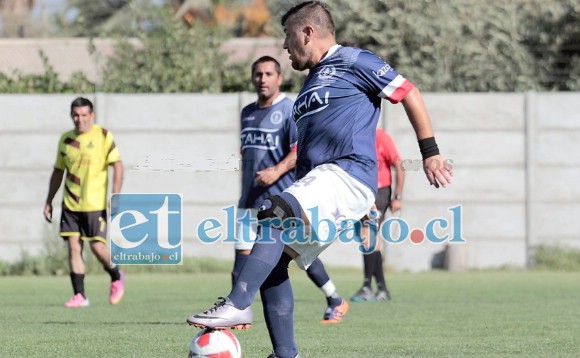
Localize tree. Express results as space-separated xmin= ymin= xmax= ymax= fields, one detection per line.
xmin=101 ymin=3 xmax=249 ymax=93
xmin=265 ymin=0 xmax=579 ymax=92
xmin=54 ymin=0 xmax=131 ymax=37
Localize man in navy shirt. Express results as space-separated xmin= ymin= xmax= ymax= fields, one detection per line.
xmin=188 ymin=2 xmax=453 ymax=357
xmin=234 ymin=55 xmax=348 ymax=324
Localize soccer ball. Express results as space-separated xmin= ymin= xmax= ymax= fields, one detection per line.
xmin=188 ymin=328 xmax=242 ymax=358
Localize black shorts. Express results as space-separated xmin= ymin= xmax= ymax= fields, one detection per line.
xmin=375 ymin=186 xmax=392 ymax=223
xmin=60 ymin=208 xmax=107 ymax=242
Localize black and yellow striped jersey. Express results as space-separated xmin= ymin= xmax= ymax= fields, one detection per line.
xmin=54 ymin=124 xmax=121 ymax=212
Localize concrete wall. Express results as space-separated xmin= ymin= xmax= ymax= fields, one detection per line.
xmin=0 ymin=92 xmax=578 ymax=271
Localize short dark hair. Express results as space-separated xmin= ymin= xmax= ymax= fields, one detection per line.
xmin=70 ymin=97 xmax=93 ymax=114
xmin=251 ymin=56 xmax=282 ymax=75
xmin=281 ymin=1 xmax=334 ymax=35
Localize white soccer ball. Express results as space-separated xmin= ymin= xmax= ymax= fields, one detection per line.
xmin=188 ymin=328 xmax=242 ymax=358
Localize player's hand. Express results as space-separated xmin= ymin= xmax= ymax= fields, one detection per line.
xmin=390 ymin=199 xmax=402 ymax=212
xmin=43 ymin=202 xmax=53 ymax=223
xmin=423 ymin=154 xmax=453 ymax=188
xmin=256 ymin=167 xmax=280 ymax=187
xmin=363 ymin=204 xmax=380 ymax=221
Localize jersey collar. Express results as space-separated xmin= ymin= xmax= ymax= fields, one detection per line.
xmin=320 ymin=44 xmax=342 ymax=63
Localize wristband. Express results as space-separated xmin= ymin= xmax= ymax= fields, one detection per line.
xmin=418 ymin=137 xmax=440 ymax=160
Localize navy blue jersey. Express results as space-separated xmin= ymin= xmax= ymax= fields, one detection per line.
xmin=293 ymin=46 xmax=414 ymax=194
xmin=238 ymin=94 xmax=298 ymax=209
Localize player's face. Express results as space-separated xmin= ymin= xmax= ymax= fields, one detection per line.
xmin=71 ymin=105 xmax=94 ymax=133
xmin=252 ymin=61 xmax=282 ymax=105
xmin=283 ymin=18 xmax=311 ymax=71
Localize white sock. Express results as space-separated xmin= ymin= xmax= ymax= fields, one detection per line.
xmin=321 ymin=280 xmax=337 ymax=297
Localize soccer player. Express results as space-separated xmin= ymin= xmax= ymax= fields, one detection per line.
xmin=187 ymin=2 xmax=453 ymax=357
xmin=235 ymin=55 xmax=348 ymax=323
xmin=43 ymin=97 xmax=125 ymax=308
xmin=350 ymin=128 xmax=405 ymax=302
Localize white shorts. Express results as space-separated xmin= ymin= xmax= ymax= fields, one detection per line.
xmin=235 ymin=208 xmax=259 ymax=250
xmin=283 ymin=164 xmax=375 ymax=270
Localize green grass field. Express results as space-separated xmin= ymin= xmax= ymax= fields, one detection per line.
xmin=1 ymin=270 xmax=579 ymax=357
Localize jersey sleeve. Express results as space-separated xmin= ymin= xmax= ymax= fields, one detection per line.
xmin=53 ymin=134 xmax=66 ymax=170
xmin=354 ymin=50 xmax=415 ymax=104
xmin=104 ymin=130 xmax=121 ymax=164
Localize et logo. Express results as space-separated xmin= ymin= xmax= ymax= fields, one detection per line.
xmin=110 ymin=194 xmax=182 ymax=265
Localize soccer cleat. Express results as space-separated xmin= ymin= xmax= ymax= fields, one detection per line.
xmin=375 ymin=289 xmax=391 ymax=301
xmin=350 ymin=286 xmax=377 ymax=302
xmin=64 ymin=293 xmax=90 ymax=307
xmin=109 ymin=271 xmax=125 ymax=305
xmin=187 ymin=297 xmax=253 ymax=330
xmin=267 ymin=353 xmax=301 ymax=358
xmin=320 ymin=298 xmax=349 ymax=324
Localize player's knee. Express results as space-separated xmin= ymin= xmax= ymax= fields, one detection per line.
xmin=257 ymin=195 xmax=296 ymax=227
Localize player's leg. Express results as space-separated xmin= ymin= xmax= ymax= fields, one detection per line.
xmin=60 ymin=208 xmax=89 ymax=307
xmin=186 ymin=164 xmax=373 ymax=329
xmin=260 ymin=252 xmax=298 ymax=358
xmin=305 ymin=258 xmax=348 ymax=323
xmin=372 ymin=187 xmax=391 ymax=301
xmin=350 ymin=226 xmax=377 ymax=302
xmin=231 ymin=208 xmax=258 ymax=286
xmin=85 ymin=210 xmax=124 ymax=304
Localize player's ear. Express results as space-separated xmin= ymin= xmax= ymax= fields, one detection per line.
xmin=303 ymin=25 xmax=314 ymax=43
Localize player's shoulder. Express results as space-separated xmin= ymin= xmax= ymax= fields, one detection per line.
xmin=241 ymin=101 xmax=258 ymax=115
xmin=59 ymin=129 xmax=76 ymax=143
xmin=92 ymin=124 xmax=115 ymax=138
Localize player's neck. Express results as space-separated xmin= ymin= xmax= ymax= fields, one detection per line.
xmin=258 ymin=92 xmax=282 ymax=108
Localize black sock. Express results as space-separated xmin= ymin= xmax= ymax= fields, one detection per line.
xmin=373 ymin=251 xmax=387 ymax=292
xmin=70 ymin=273 xmax=85 ymax=297
xmin=232 ymin=252 xmax=249 ymax=287
xmin=362 ymin=252 xmax=375 ymax=289
xmin=104 ymin=265 xmax=121 ymax=282
xmin=260 ymin=253 xmax=298 ymax=358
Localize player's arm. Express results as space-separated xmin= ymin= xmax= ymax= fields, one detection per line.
xmin=390 ymin=158 xmax=405 ymax=212
xmin=111 ymin=161 xmax=124 ymax=194
xmin=401 ymin=87 xmax=453 ymax=188
xmin=44 ymin=168 xmax=64 ymax=223
xmin=256 ymin=149 xmax=297 ymax=187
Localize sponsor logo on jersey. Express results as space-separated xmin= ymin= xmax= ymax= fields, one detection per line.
xmin=242 ymin=116 xmax=256 ymax=122
xmin=241 ymin=127 xmax=280 ymax=150
xmin=270 ymin=110 xmax=283 ymax=125
xmin=293 ymin=86 xmax=330 ymax=121
xmin=373 ymin=64 xmax=393 ymax=78
xmin=317 ymin=65 xmax=336 ymax=79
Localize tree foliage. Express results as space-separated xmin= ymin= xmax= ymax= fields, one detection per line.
xmin=100 ymin=2 xmax=249 ymax=93
xmin=0 ymin=50 xmax=94 ymax=93
xmin=1 ymin=0 xmax=578 ymax=92
xmin=266 ymin=0 xmax=579 ymax=92
xmin=54 ymin=0 xmax=131 ymax=37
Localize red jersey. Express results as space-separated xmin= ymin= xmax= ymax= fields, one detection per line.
xmin=376 ymin=128 xmax=401 ymax=188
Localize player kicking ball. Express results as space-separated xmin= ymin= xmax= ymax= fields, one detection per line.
xmin=187 ymin=2 xmax=453 ymax=358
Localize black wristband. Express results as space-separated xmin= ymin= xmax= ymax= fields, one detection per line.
xmin=418 ymin=137 xmax=440 ymax=160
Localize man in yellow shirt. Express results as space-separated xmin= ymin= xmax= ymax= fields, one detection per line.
xmin=44 ymin=97 xmax=125 ymax=307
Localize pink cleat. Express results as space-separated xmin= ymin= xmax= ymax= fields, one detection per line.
xmin=109 ymin=271 xmax=125 ymax=305
xmin=64 ymin=293 xmax=90 ymax=308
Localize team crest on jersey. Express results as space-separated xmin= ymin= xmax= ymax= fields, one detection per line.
xmin=270 ymin=111 xmax=283 ymax=125
xmin=318 ymin=65 xmax=336 ymax=80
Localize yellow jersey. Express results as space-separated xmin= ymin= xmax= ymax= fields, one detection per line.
xmin=54 ymin=124 xmax=121 ymax=212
